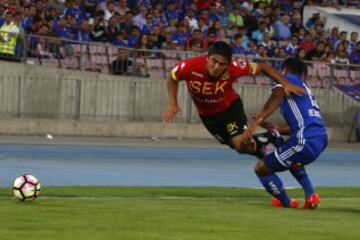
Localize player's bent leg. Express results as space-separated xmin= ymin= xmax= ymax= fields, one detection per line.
xmin=289 ymin=164 xmax=320 ymax=209
xmin=254 ymin=160 xmax=299 ymax=208
xmin=229 ymin=134 xmax=265 ymax=159
xmin=289 ymin=163 xmax=315 ymax=197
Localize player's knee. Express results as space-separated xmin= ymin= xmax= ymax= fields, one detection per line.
xmin=254 ymin=160 xmax=270 ymax=176
xmin=231 ymin=141 xmax=252 ymax=154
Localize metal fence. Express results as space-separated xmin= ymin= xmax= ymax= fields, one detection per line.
xmin=0 ymin=70 xmax=358 ymax=127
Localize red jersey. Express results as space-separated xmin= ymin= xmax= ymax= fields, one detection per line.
xmin=170 ymin=56 xmax=255 ymax=116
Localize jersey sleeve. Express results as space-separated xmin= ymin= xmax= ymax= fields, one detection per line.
xmin=230 ymin=58 xmax=258 ymax=78
xmin=271 ymin=80 xmax=283 ymax=90
xmin=170 ymin=59 xmax=192 ymax=82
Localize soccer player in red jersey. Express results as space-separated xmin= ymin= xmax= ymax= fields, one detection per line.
xmin=162 ymin=41 xmax=304 ymax=158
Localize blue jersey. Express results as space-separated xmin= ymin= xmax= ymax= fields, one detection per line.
xmin=272 ymin=74 xmax=327 ymax=141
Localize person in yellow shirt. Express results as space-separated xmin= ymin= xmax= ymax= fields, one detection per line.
xmin=0 ymin=11 xmax=20 ymax=61
xmin=228 ymin=7 xmax=244 ymax=29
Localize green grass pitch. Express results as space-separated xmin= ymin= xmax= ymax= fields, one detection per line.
xmin=0 ymin=187 xmax=359 ymax=240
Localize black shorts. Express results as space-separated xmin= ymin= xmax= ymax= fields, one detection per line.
xmin=200 ymin=98 xmax=248 ymax=145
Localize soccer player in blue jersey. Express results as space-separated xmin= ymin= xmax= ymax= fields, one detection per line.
xmin=246 ymin=57 xmax=328 ymax=209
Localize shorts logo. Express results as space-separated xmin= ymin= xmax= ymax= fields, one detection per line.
xmin=227 ymin=122 xmax=239 ymax=133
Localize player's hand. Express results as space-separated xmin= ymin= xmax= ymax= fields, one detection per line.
xmin=251 ymin=112 xmax=265 ymax=123
xmin=162 ymin=105 xmax=182 ymax=123
xmin=283 ymin=82 xmax=305 ymax=96
xmin=243 ymin=121 xmax=259 ymax=142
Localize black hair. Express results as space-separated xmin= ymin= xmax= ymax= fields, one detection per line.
xmin=281 ymin=57 xmax=307 ymax=76
xmin=208 ymin=41 xmax=232 ymax=61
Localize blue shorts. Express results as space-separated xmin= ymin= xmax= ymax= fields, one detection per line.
xmin=264 ymin=134 xmax=328 ymax=172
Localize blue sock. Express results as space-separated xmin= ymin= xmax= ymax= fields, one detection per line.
xmin=290 ymin=166 xmax=314 ymax=197
xmin=257 ymin=174 xmax=291 ymax=207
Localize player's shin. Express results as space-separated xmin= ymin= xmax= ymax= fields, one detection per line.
xmin=257 ymin=173 xmax=292 ymax=207
xmin=289 ymin=164 xmax=314 ymax=197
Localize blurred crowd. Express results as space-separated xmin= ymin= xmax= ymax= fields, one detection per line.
xmin=0 ymin=0 xmax=359 ymax=67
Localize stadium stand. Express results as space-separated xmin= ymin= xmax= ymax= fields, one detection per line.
xmin=0 ymin=0 xmax=359 ymax=87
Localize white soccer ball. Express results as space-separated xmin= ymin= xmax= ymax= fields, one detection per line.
xmin=12 ymin=174 xmax=41 ymax=201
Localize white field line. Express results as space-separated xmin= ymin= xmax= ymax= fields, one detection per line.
xmin=1 ymin=196 xmax=360 ymax=201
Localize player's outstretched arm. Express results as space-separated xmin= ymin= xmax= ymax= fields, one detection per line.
xmin=253 ymin=87 xmax=285 ymax=124
xmin=254 ymin=63 xmax=304 ymax=96
xmin=162 ymin=76 xmax=182 ymax=123
xmin=244 ymin=87 xmax=285 ymax=138
xmin=259 ymin=121 xmax=291 ymax=135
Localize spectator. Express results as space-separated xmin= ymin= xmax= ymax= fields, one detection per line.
xmin=240 ymin=0 xmax=253 ymax=12
xmin=134 ymin=33 xmax=150 ymax=75
xmin=31 ymin=23 xmax=53 ymax=59
xmin=297 ymin=27 xmax=306 ymax=43
xmin=296 ymin=48 xmax=307 ymax=61
xmin=111 ymin=48 xmax=132 ymax=75
xmin=141 ymin=13 xmax=153 ymax=35
xmin=290 ymin=12 xmax=304 ymax=35
xmin=323 ymin=43 xmax=333 ymax=61
xmin=197 ymin=17 xmax=209 ymax=35
xmin=207 ymin=20 xmax=223 ymax=41
xmin=318 ymin=30 xmax=331 ymax=46
xmin=334 ymin=31 xmax=347 ymax=51
xmin=189 ymin=38 xmax=205 ymax=52
xmin=246 ymin=39 xmax=257 ymax=57
xmin=260 ymin=32 xmax=276 ymax=57
xmin=305 ymin=41 xmax=327 ymax=61
xmin=273 ymin=47 xmax=287 ymax=70
xmin=280 ymin=0 xmax=294 ymax=14
xmin=206 ymin=29 xmax=217 ymax=49
xmin=135 ymin=34 xmax=150 ymax=58
xmin=216 ymin=5 xmax=229 ymax=29
xmin=64 ymin=0 xmax=85 ymax=25
xmin=21 ymin=5 xmax=37 ymax=33
xmin=119 ymin=11 xmax=134 ymax=36
xmin=106 ymin=16 xmax=120 ymax=42
xmin=255 ymin=44 xmax=268 ymax=63
xmin=231 ymin=33 xmax=246 ymax=55
xmin=112 ymin=32 xmax=127 ymax=47
xmin=127 ymin=26 xmax=141 ymax=48
xmin=89 ymin=13 xmax=107 ymax=42
xmin=184 ymin=9 xmax=198 ymax=32
xmin=35 ymin=0 xmax=46 ymax=18
xmin=152 ymin=8 xmax=167 ymax=28
xmin=149 ymin=25 xmax=166 ymax=49
xmin=73 ymin=19 xmax=90 ymax=42
xmin=228 ymin=7 xmax=244 ymax=29
xmin=329 ymin=27 xmax=339 ymax=45
xmin=117 ymin=0 xmax=130 ymax=18
xmin=186 ymin=29 xmax=206 ymax=51
xmin=286 ymin=35 xmax=299 ymax=56
xmin=100 ymin=0 xmax=119 ymax=21
xmin=348 ymin=32 xmax=358 ymax=54
xmin=133 ymin=5 xmax=147 ymax=30
xmin=332 ymin=42 xmax=349 ymax=66
xmin=0 ymin=11 xmax=20 ymax=61
xmin=83 ymin=0 xmax=100 ymax=18
xmin=172 ymin=21 xmax=190 ymax=48
xmin=273 ymin=14 xmax=291 ymax=41
xmin=349 ymin=41 xmax=360 ymax=65
xmin=251 ymin=21 xmax=268 ymax=44
xmin=164 ymin=1 xmax=179 ymax=23
xmin=305 ymin=12 xmax=321 ymax=29
xmin=207 ymin=5 xmax=219 ymax=25
xmin=299 ymin=32 xmax=316 ymax=53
